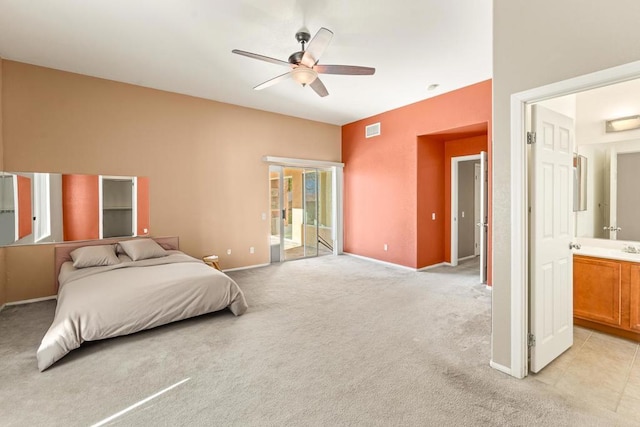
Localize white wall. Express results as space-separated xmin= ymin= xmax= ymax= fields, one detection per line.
xmin=575 ymin=78 xmax=640 ymax=145
xmin=493 ymin=0 xmax=640 ymax=370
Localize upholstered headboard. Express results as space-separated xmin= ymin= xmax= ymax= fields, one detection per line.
xmin=54 ymin=236 xmax=179 ymax=291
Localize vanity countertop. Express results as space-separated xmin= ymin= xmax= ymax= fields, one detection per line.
xmin=573 ymin=245 xmax=640 ymax=263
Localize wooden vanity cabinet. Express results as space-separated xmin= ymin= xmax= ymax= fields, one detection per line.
xmin=573 ymin=255 xmax=640 ymax=342
xmin=631 ymin=265 xmax=640 ymax=333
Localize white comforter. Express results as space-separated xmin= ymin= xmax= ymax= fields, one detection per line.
xmin=37 ymin=251 xmax=247 ymax=371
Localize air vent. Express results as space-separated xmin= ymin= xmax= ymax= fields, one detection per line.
xmin=365 ymin=122 xmax=381 ymax=138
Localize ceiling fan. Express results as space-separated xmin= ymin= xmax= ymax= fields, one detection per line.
xmin=232 ymin=27 xmax=375 ymax=97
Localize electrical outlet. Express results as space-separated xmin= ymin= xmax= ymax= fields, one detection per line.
xmin=143 ymin=228 xmax=148 ymax=233
xmin=384 ymin=244 xmax=388 ymax=251
xmin=250 ymin=247 xmax=255 ymax=254
xmin=261 ymin=212 xmax=266 ymax=220
xmin=226 ymin=249 xmax=231 ymax=255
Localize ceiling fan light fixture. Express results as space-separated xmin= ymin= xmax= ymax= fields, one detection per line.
xmin=292 ymin=67 xmax=317 ymax=86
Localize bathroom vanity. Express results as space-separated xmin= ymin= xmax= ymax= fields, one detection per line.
xmin=573 ymin=247 xmax=640 ymax=342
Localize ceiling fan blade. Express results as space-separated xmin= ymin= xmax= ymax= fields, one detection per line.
xmin=254 ymin=72 xmax=292 ymax=90
xmin=314 ymin=64 xmax=376 ymax=75
xmin=232 ymin=49 xmax=291 ymax=67
xmin=309 ymin=77 xmax=329 ymax=97
xmin=301 ymin=27 xmax=333 ymax=67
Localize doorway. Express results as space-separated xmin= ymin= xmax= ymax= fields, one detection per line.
xmin=509 ymin=61 xmax=640 ymax=379
xmin=100 ymin=176 xmax=136 ymax=239
xmin=269 ymin=165 xmax=335 ymax=262
xmin=450 ymin=152 xmax=488 ymax=284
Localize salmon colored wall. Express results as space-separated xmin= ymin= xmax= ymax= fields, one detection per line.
xmin=137 ymin=176 xmax=150 ymax=235
xmin=62 ymin=174 xmax=100 ymax=241
xmin=342 ymin=80 xmax=492 ymax=282
xmin=17 ymin=175 xmax=32 ymax=239
xmin=342 ymin=116 xmax=418 ymax=266
xmin=417 ymin=137 xmax=446 ymax=267
xmin=443 ymin=135 xmax=488 ymax=263
xmin=1 ymin=60 xmax=340 ymax=301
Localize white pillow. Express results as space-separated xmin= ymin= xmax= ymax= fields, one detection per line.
xmin=70 ymin=245 xmax=120 ymax=269
xmin=118 ymin=238 xmax=168 ymax=261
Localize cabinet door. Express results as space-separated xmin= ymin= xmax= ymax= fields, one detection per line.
xmin=574 ymin=256 xmax=622 ymax=326
xmin=631 ymin=265 xmax=640 ymax=332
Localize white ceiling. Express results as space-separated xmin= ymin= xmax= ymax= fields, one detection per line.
xmin=0 ymin=0 xmax=492 ymax=125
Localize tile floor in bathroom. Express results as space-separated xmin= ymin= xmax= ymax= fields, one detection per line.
xmin=531 ymin=326 xmax=640 ymax=421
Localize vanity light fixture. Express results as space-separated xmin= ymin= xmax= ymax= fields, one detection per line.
xmin=605 ymin=114 xmax=640 ymax=133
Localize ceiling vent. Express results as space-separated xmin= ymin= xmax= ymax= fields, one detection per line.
xmin=365 ymin=122 xmax=381 ymax=138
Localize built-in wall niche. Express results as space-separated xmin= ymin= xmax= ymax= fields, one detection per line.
xmin=0 ymin=172 xmax=150 ymax=247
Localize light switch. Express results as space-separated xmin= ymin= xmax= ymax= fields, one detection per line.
xmin=432 ymin=213 xmax=436 ymax=220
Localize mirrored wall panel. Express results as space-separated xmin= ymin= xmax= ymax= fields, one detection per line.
xmin=0 ymin=172 xmax=150 ymax=247
xmin=575 ymin=140 xmax=640 ymax=241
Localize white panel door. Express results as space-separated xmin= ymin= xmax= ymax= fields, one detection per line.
xmin=530 ymin=105 xmax=574 ymax=373
xmin=479 ymin=151 xmax=488 ymax=284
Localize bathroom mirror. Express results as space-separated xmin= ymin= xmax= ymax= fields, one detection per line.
xmin=0 ymin=172 xmax=150 ymax=247
xmin=573 ymin=154 xmax=587 ymax=212
xmin=575 ymin=140 xmax=640 ymax=241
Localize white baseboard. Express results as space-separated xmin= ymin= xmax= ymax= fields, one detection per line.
xmin=489 ymin=360 xmax=512 ymax=376
xmin=223 ymin=262 xmax=270 ymax=273
xmin=417 ymin=262 xmax=452 ymax=271
xmin=343 ymin=253 xmax=416 ymax=272
xmin=0 ymin=303 xmax=5 ymax=313
xmin=485 ymin=284 xmax=492 ymax=291
xmin=5 ymin=295 xmax=57 ymax=306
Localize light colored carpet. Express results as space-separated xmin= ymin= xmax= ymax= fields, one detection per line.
xmin=0 ymin=255 xmax=634 ymax=426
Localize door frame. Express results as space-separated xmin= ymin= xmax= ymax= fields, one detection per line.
xmin=263 ymin=156 xmax=344 ymax=257
xmin=509 ymin=60 xmax=640 ymax=379
xmin=451 ymin=154 xmax=481 ymax=267
xmin=474 ymin=163 xmax=481 ymax=257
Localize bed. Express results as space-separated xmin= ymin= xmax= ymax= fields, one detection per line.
xmin=36 ymin=237 xmax=247 ymax=372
